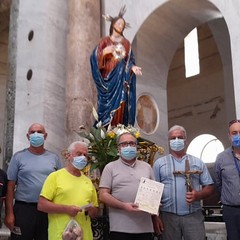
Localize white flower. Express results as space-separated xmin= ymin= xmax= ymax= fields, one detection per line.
xmin=96 ymin=121 xmax=102 ymax=128
xmin=92 ymin=107 xmax=99 ymax=122
xmin=100 ymin=129 xmax=105 ymax=139
xmin=107 ymin=124 xmax=112 ymax=132
xmin=89 ymin=133 xmax=95 ymax=140
xmin=116 ymin=128 xmax=129 ymax=136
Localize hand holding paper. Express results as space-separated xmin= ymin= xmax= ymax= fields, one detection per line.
xmin=134 ymin=177 xmax=164 ymax=215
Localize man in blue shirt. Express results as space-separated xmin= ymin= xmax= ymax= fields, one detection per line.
xmin=4 ymin=123 xmax=62 ymax=240
xmin=214 ymin=119 xmax=240 ymax=240
xmin=153 ymin=125 xmax=214 ymax=240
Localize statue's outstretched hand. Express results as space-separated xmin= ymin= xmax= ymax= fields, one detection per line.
xmin=131 ymin=65 xmax=142 ymax=76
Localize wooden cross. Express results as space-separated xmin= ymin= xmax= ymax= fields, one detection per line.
xmin=173 ymin=159 xmax=203 ymax=192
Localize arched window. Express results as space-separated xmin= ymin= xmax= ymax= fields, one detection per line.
xmin=187 ymin=134 xmax=224 ymax=163
xmin=184 ymin=27 xmax=200 ymax=78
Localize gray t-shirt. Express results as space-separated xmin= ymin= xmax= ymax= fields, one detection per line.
xmin=7 ymin=148 xmax=62 ymax=202
xmin=99 ymin=159 xmax=154 ymax=233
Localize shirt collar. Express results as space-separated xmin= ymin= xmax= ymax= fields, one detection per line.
xmin=120 ymin=158 xmax=136 ymax=167
xmin=171 ymin=154 xmax=187 ymax=162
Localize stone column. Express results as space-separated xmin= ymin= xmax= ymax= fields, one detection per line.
xmin=4 ymin=0 xmax=18 ymax=168
xmin=66 ymin=0 xmax=100 ymax=143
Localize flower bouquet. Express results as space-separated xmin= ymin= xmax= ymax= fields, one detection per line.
xmin=77 ymin=123 xmax=141 ymax=172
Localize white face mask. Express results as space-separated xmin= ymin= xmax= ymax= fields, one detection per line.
xmin=169 ymin=138 xmax=185 ymax=152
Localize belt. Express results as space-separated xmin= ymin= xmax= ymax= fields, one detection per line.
xmin=15 ymin=200 xmax=38 ymax=206
xmin=223 ymin=204 xmax=240 ymax=208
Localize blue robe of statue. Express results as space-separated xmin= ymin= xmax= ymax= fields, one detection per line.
xmin=90 ymin=41 xmax=136 ymax=127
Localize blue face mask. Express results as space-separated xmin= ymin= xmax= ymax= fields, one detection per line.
xmin=169 ymin=138 xmax=185 ymax=152
xmin=72 ymin=156 xmax=87 ymax=170
xmin=29 ymin=132 xmax=44 ymax=147
xmin=120 ymin=146 xmax=137 ymax=161
xmin=232 ymin=135 xmax=240 ymax=148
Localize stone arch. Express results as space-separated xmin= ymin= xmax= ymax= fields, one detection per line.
xmin=103 ymin=0 xmax=235 ymax=151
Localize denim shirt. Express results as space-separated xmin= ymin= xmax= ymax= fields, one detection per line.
xmin=153 ymin=154 xmax=213 ymax=215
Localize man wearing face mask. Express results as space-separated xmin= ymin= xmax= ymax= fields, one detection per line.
xmin=38 ymin=141 xmax=99 ymax=240
xmin=5 ymin=123 xmax=62 ymax=240
xmin=153 ymin=125 xmax=214 ymax=240
xmin=214 ymin=120 xmax=240 ymax=240
xmin=99 ymin=132 xmax=161 ymax=240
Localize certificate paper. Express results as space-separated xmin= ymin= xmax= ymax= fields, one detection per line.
xmin=134 ymin=177 xmax=164 ymax=215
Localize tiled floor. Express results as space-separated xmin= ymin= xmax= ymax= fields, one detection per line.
xmin=0 ymin=226 xmax=10 ymax=240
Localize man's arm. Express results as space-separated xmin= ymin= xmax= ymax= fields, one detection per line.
xmin=38 ymin=196 xmax=82 ymax=217
xmin=99 ymin=188 xmax=138 ymax=212
xmin=151 ymin=215 xmax=164 ymax=234
xmin=186 ymin=184 xmax=215 ymax=204
xmin=4 ymin=180 xmax=16 ymax=231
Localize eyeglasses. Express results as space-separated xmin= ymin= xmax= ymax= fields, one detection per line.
xmin=169 ymin=136 xmax=185 ymax=140
xmin=229 ymin=120 xmax=240 ymax=127
xmin=118 ymin=141 xmax=137 ymax=147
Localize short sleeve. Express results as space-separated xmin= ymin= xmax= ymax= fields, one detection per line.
xmin=40 ymin=172 xmax=57 ymax=200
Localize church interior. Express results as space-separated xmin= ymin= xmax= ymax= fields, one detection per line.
xmin=1 ymin=0 xmax=240 ymax=239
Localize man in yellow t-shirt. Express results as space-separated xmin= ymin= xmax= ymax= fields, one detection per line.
xmin=38 ymin=141 xmax=99 ymax=240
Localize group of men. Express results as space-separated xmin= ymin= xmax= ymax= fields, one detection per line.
xmin=89 ymin=5 xmax=240 ymax=239
xmin=0 ymin=11 xmax=239 ymax=239
xmin=99 ymin=122 xmax=240 ymax=240
xmin=0 ymin=120 xmax=239 ymax=240
xmin=2 ymin=123 xmax=99 ymax=240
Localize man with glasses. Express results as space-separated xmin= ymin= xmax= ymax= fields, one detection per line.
xmin=214 ymin=120 xmax=240 ymax=240
xmin=99 ymin=132 xmax=161 ymax=240
xmin=153 ymin=125 xmax=214 ymax=240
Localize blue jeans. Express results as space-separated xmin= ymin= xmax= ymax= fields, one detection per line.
xmin=160 ymin=210 xmax=205 ymax=240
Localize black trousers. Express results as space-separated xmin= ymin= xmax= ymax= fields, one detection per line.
xmin=223 ymin=205 xmax=240 ymax=240
xmin=110 ymin=231 xmax=152 ymax=240
xmin=11 ymin=201 xmax=48 ymax=240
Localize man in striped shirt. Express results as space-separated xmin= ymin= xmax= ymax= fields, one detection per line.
xmin=153 ymin=125 xmax=214 ymax=240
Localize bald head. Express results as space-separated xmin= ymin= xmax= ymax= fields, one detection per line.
xmin=27 ymin=123 xmax=47 ymax=143
xmin=28 ymin=123 xmax=46 ymax=134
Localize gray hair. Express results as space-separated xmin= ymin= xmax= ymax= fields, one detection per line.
xmin=116 ymin=132 xmax=136 ymax=145
xmin=168 ymin=125 xmax=187 ymax=139
xmin=67 ymin=141 xmax=88 ymax=153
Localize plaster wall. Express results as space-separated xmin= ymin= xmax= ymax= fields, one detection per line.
xmin=4 ymin=0 xmax=240 ymax=166
xmin=103 ymin=0 xmax=239 ymax=154
xmin=11 ymin=0 xmax=68 ymax=156
xmin=167 ymin=22 xmax=228 ymax=151
xmin=5 ymin=0 xmax=100 ymax=166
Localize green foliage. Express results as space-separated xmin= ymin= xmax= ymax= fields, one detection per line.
xmin=77 ymin=124 xmax=141 ymax=172
xmin=78 ymin=126 xmax=119 ymax=172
